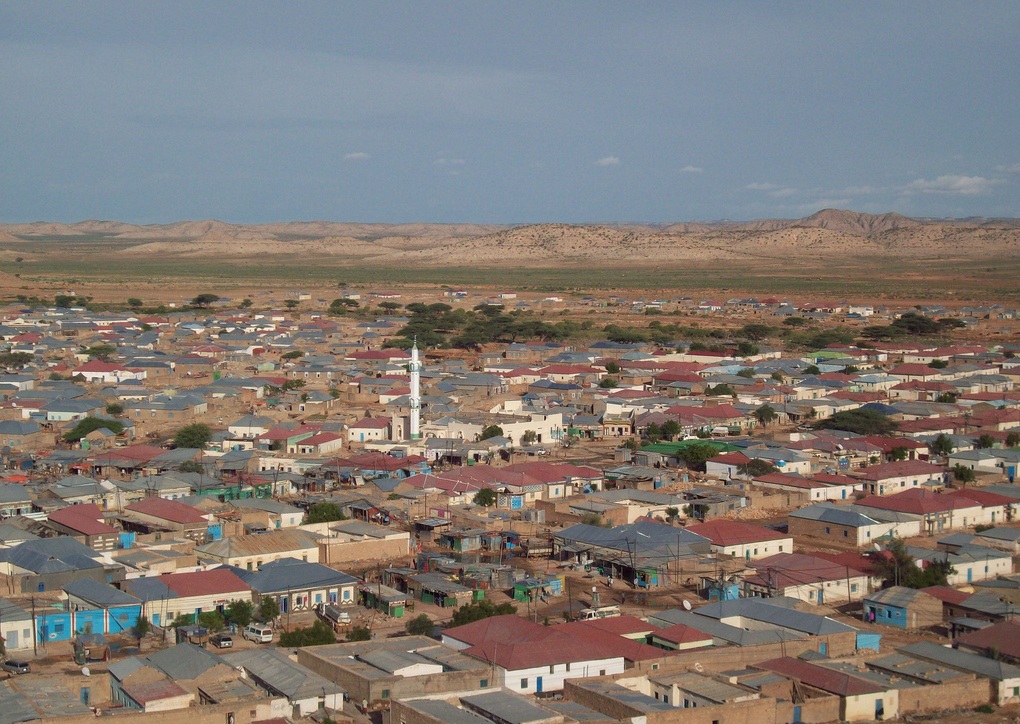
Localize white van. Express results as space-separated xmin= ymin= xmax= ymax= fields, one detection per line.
xmin=242 ymin=624 xmax=273 ymax=643
xmin=576 ymin=605 xmax=621 ymax=621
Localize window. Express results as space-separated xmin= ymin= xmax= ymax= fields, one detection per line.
xmin=600 ymin=670 xmax=606 ymax=676
xmin=843 ymin=530 xmax=848 ymax=538
xmin=851 ymin=583 xmax=858 ymax=593
xmin=480 ymin=679 xmax=488 ymax=688
xmin=521 ymin=678 xmax=528 ymax=689
xmin=381 ymin=689 xmax=390 ymax=699
xmin=824 ymin=527 xmax=830 ymax=534
xmin=550 ymin=665 xmax=555 ymax=673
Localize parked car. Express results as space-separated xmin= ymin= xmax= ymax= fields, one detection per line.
xmin=210 ymin=633 xmax=233 ymax=649
xmin=242 ymin=624 xmax=273 ymax=644
xmin=2 ymin=660 xmax=30 ymax=675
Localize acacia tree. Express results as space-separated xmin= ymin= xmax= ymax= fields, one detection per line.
xmin=754 ymin=404 xmax=778 ymax=427
xmin=174 ymin=423 xmax=211 ymax=449
xmin=930 ymin=433 xmax=954 ymax=457
xmin=473 ymin=488 xmax=497 ymax=507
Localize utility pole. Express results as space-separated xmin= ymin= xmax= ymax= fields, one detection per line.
xmin=31 ymin=596 xmax=37 ymax=656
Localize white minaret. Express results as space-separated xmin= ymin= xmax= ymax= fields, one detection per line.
xmin=409 ymin=338 xmax=422 ymax=439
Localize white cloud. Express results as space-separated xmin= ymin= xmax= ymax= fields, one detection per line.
xmin=996 ymin=163 xmax=1020 ymax=174
xmin=595 ymin=156 xmax=620 ymax=166
xmin=679 ymin=165 xmax=703 ymax=174
xmin=745 ymin=182 xmax=778 ymax=191
xmin=435 ymin=158 xmax=465 ymax=166
xmin=770 ymin=187 xmax=799 ymax=198
xmin=838 ymin=185 xmax=882 ymax=195
xmin=904 ymin=174 xmax=1003 ymax=196
xmin=344 ymin=152 xmax=370 ymax=161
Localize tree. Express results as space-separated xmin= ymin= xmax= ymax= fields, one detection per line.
xmin=0 ymin=352 xmax=33 ymax=370
xmin=814 ymin=409 xmax=897 ymax=436
xmin=580 ymin=512 xmax=609 ymax=527
xmin=449 ymin=599 xmax=517 ymax=628
xmin=953 ymin=465 xmax=976 ymax=485
xmin=873 ymin=539 xmax=954 ymax=588
xmin=127 ymin=297 xmax=143 ymax=309
xmin=599 ymin=377 xmax=618 ymax=389
xmin=737 ymin=341 xmax=759 ymax=357
xmin=282 ymin=350 xmax=304 ymax=359
xmin=198 ymin=610 xmax=225 ymax=632
xmin=240 ymin=298 xmax=253 ymax=309
xmin=473 ymin=488 xmax=497 ymax=507
xmin=604 ymin=361 xmax=620 ymax=374
xmin=665 ymin=506 xmax=680 ymax=522
xmin=976 ymin=434 xmax=996 ymax=450
xmin=54 ymin=294 xmax=77 ymax=308
xmin=379 ymin=301 xmax=403 ymax=312
xmin=803 ymin=364 xmax=821 ymax=375
xmin=174 ymin=423 xmax=212 ymax=449
xmin=740 ymin=323 xmax=773 ymax=341
xmin=85 ymin=343 xmax=117 ymax=361
xmin=890 ymin=447 xmax=910 ymax=462
xmin=783 ymin=316 xmax=808 ymax=327
xmin=134 ymin=615 xmax=151 ymax=643
xmin=676 ymin=443 xmax=720 ymax=472
xmin=105 ymin=402 xmax=123 ymax=415
xmin=279 ymin=620 xmax=336 ymax=647
xmin=405 ymin=614 xmax=434 ymax=637
xmin=305 ymin=502 xmax=347 ymax=524
xmin=191 ymin=293 xmax=219 ymax=308
xmin=479 ymin=424 xmax=504 ymax=441
xmin=662 ymin=420 xmax=682 ymax=440
xmin=258 ymin=597 xmax=280 ymax=623
xmin=931 ymin=433 xmax=954 ymax=457
xmin=284 ymin=299 xmax=300 ymax=310
xmin=63 ymin=417 xmax=125 ymax=442
xmin=346 ymin=626 xmax=372 ymax=642
xmin=225 ymin=599 xmax=254 ymax=628
xmin=520 ymin=430 xmax=538 ymax=445
xmin=178 ymin=460 xmax=204 ymax=474
xmin=170 ymin=613 xmax=195 ymax=629
xmin=743 ymin=459 xmax=778 ymax=477
xmin=754 ymin=404 xmax=778 ymax=427
xmin=1007 ymin=432 xmax=1020 ymax=448
xmin=644 ymin=422 xmax=662 ymax=443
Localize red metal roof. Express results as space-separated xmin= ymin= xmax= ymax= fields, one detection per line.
xmin=756 ymin=657 xmax=884 ymax=696
xmin=161 ymin=568 xmax=251 ymax=597
xmin=686 ymin=520 xmax=788 ymax=546
xmin=126 ymin=497 xmax=208 ymax=524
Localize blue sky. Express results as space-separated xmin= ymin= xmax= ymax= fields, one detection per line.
xmin=2 ymin=2 xmax=1018 ymax=224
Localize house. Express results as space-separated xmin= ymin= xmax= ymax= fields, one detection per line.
xmin=743 ymin=553 xmax=870 ymax=604
xmin=863 ymin=586 xmax=943 ymax=629
xmin=221 ymin=648 xmax=344 ymax=716
xmin=0 ymin=536 xmax=122 ymax=593
xmin=684 ymin=520 xmax=792 ymax=561
xmin=122 ymin=497 xmax=212 ymax=543
xmin=64 ymin=578 xmax=143 ymax=636
xmin=900 ymin=640 xmax=1020 ymax=706
xmin=118 ymin=568 xmax=253 ymax=628
xmin=232 ymin=557 xmax=360 ymax=614
xmin=755 ymin=656 xmax=895 ymax=722
xmin=855 ymin=460 xmax=946 ymax=496
xmin=348 ymin=416 xmax=392 ymax=443
xmin=0 ymin=484 xmax=33 ymax=519
xmin=788 ymin=502 xmax=914 ymax=547
xmin=855 ymin=489 xmax=983 ymax=536
xmin=442 ymin=614 xmax=653 ymax=693
xmin=753 ymin=472 xmax=857 ymax=502
xmin=955 ymin=620 xmax=1020 ymax=664
xmin=195 ymin=529 xmax=322 ymax=570
xmin=46 ymin=502 xmax=121 ymax=551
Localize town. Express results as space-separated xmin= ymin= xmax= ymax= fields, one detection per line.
xmin=1 ymin=287 xmax=1019 ymax=724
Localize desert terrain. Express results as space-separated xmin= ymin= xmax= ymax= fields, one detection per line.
xmin=1 ymin=208 xmax=1019 ymax=304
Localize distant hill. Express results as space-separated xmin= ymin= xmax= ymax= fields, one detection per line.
xmin=2 ymin=210 xmax=1018 ymax=266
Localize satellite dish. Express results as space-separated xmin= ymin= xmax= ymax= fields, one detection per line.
xmin=82 ymin=667 xmax=91 ymax=677
xmin=873 ymin=543 xmax=881 ymax=552
xmin=683 ymin=600 xmax=693 ymax=611
xmin=694 ymin=662 xmax=704 ymax=673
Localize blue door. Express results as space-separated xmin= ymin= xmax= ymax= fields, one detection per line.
xmin=536 ymin=676 xmax=543 ymax=693
xmin=152 ymin=613 xmax=160 ymax=626
xmin=793 ymin=705 xmax=802 ymax=722
xmin=819 ymin=642 xmax=827 ymax=655
xmin=967 ymin=568 xmax=973 ymax=582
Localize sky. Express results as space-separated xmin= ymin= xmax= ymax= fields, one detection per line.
xmin=2 ymin=2 xmax=1018 ymax=224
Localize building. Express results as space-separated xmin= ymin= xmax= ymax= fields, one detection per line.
xmin=685 ymin=520 xmax=792 ymax=561
xmin=863 ymin=586 xmax=943 ymax=629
